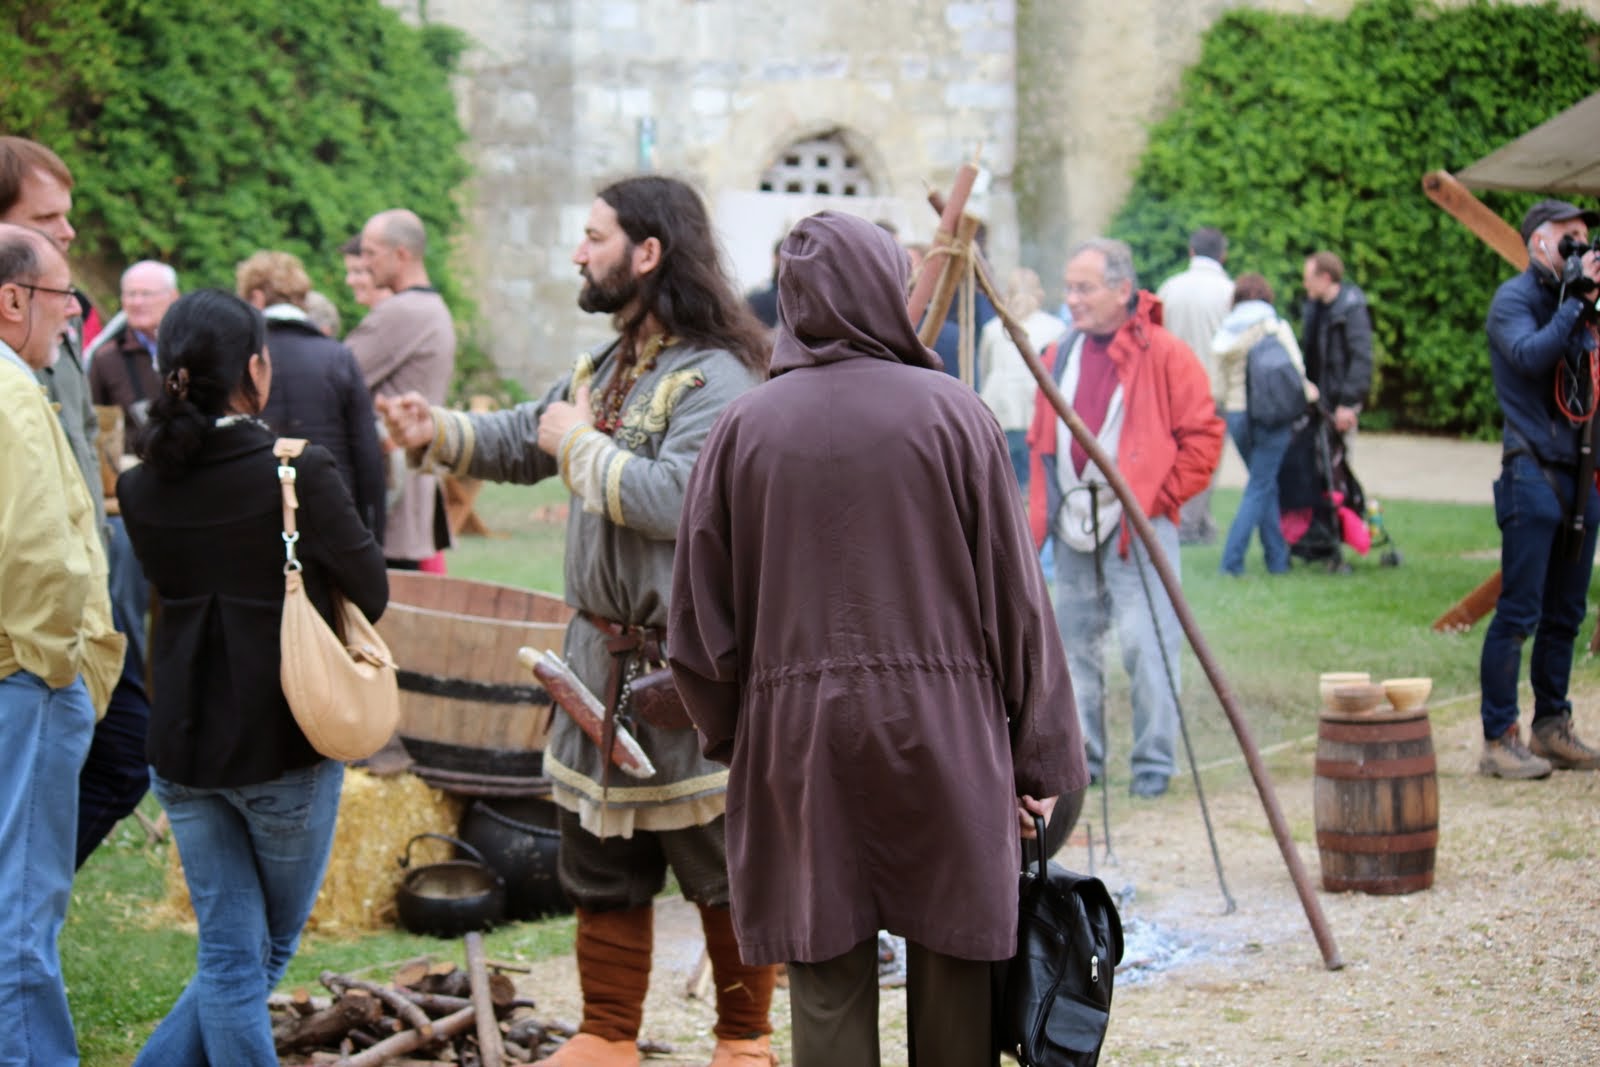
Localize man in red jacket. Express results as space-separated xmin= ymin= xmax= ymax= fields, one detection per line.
xmin=1027 ymin=237 xmax=1224 ymax=798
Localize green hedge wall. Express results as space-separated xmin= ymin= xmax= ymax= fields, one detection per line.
xmin=1113 ymin=0 xmax=1600 ymax=436
xmin=2 ymin=1 xmax=508 ymax=400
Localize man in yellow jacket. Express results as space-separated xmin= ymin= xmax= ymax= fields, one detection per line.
xmin=0 ymin=222 xmax=123 ymax=1067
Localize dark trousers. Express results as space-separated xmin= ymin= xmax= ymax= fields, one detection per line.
xmin=787 ymin=938 xmax=997 ymax=1067
xmin=77 ymin=516 xmax=152 ymax=868
xmin=556 ymin=809 xmax=730 ymax=910
xmin=1480 ymin=455 xmax=1600 ymax=739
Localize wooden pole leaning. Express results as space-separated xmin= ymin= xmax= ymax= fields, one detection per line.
xmin=906 ymin=159 xmax=978 ymax=327
xmin=928 ymin=192 xmax=1344 ymax=971
xmin=1421 ymin=170 xmax=1527 ymax=635
xmin=916 ymin=212 xmax=983 ymax=350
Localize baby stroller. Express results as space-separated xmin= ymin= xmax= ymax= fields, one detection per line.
xmin=1276 ymin=403 xmax=1402 ymax=571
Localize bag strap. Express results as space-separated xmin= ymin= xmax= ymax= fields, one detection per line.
xmin=274 ymin=438 xmax=310 ymax=574
xmin=1029 ymin=813 xmax=1048 ymax=879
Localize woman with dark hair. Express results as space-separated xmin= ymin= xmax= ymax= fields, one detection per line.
xmin=1211 ymin=273 xmax=1316 ymax=575
xmin=116 ymin=289 xmax=387 ymax=1065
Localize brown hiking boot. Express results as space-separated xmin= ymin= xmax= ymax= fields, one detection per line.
xmin=1478 ymin=725 xmax=1553 ymax=780
xmin=708 ymin=1036 xmax=779 ymax=1066
xmin=533 ymin=1033 xmax=641 ymax=1067
xmin=1530 ymin=716 xmax=1600 ymax=771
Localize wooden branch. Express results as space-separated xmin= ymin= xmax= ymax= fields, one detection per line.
xmin=396 ymin=988 xmax=531 ymax=1018
xmin=391 ymin=959 xmax=433 ymax=989
xmin=1432 ymin=571 xmax=1502 ymax=633
xmin=321 ymin=971 xmax=434 ymax=1043
xmin=332 ymin=1005 xmax=476 ymax=1067
xmin=269 ymin=988 xmax=326 ymax=1016
xmin=906 ymin=158 xmax=979 ymax=325
xmin=484 ymin=958 xmax=532 ymax=975
xmin=465 ymin=932 xmax=505 ymax=1067
xmin=916 ymin=212 xmax=982 ymax=351
xmin=274 ymin=990 xmax=383 ymax=1053
xmin=1422 ymin=170 xmax=1528 ymax=270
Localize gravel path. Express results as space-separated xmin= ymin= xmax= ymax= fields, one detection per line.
xmin=1215 ymin=432 xmax=1499 ymax=505
xmin=513 ymin=693 xmax=1600 ymax=1065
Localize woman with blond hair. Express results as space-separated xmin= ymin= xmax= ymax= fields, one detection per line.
xmin=236 ymin=250 xmax=387 ymax=542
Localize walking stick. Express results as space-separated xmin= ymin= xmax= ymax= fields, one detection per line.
xmin=1082 ymin=481 xmax=1116 ymax=866
xmin=930 ymin=191 xmax=1343 ymax=970
xmin=1130 ymin=546 xmax=1238 ymax=914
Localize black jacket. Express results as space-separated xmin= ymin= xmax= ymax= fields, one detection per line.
xmin=116 ymin=421 xmax=388 ymax=787
xmin=1301 ymin=282 xmax=1373 ymax=410
xmin=259 ymin=314 xmax=388 ymax=544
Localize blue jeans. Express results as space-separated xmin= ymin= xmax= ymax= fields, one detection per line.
xmin=1221 ymin=411 xmax=1293 ymax=575
xmin=134 ymin=759 xmax=344 ymax=1067
xmin=1479 ymin=456 xmax=1600 ymax=740
xmin=0 ymin=671 xmax=94 ymax=1067
xmin=1004 ymin=429 xmax=1030 ymax=493
xmin=1053 ymin=517 xmax=1182 ymax=780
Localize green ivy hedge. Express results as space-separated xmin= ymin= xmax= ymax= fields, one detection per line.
xmin=1113 ymin=0 xmax=1600 ymax=436
xmin=2 ymin=0 xmax=508 ymax=402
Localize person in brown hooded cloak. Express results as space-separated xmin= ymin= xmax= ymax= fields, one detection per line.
xmin=669 ymin=211 xmax=1087 ymax=1067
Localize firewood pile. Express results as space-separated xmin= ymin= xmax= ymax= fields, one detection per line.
xmin=272 ymin=932 xmax=673 ymax=1065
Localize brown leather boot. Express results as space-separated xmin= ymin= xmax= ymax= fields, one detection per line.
xmin=533 ymin=1032 xmax=641 ymax=1067
xmin=697 ymin=902 xmax=778 ymax=1062
xmin=533 ymin=904 xmax=653 ymax=1066
xmin=708 ymin=1034 xmax=779 ymax=1066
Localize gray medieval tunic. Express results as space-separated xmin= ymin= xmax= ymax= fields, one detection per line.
xmin=669 ymin=212 xmax=1087 ymax=966
xmin=428 ymin=340 xmax=762 ymax=837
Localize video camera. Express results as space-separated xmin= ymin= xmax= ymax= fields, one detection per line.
xmin=1556 ymin=235 xmax=1600 ymax=296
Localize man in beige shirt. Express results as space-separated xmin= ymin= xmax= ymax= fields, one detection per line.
xmin=0 ymin=223 xmax=123 ymax=1065
xmin=345 ymin=209 xmax=456 ymax=567
xmin=1157 ymin=226 xmax=1234 ymax=545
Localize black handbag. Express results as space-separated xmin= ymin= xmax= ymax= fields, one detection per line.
xmin=994 ymin=814 xmax=1124 ymax=1066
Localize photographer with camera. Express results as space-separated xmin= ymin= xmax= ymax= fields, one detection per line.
xmin=1478 ymin=199 xmax=1600 ymax=780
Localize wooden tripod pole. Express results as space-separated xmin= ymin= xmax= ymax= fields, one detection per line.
xmin=929 ymin=196 xmax=1344 ymax=971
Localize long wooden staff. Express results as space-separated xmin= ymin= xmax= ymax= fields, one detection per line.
xmin=928 ymin=192 xmax=1345 ymax=971
xmin=1420 ymin=170 xmax=1525 ymax=636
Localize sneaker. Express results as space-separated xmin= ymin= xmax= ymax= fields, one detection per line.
xmin=1129 ymin=772 xmax=1170 ymax=798
xmin=1530 ymin=715 xmax=1600 ymax=771
xmin=1478 ymin=725 xmax=1553 ymax=780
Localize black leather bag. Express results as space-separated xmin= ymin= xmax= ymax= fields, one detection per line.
xmin=994 ymin=815 xmax=1124 ymax=1066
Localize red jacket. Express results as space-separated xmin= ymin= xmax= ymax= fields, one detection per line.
xmin=1026 ymin=291 xmax=1224 ymax=554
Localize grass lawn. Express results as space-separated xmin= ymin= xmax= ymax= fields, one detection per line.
xmin=62 ymin=478 xmax=1600 ymax=1063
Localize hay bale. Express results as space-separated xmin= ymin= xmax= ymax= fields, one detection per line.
xmin=157 ymin=768 xmax=463 ymax=934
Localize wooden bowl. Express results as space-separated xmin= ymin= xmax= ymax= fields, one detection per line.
xmin=1381 ymin=677 xmax=1432 ymax=712
xmin=1327 ymin=683 xmax=1385 ymax=715
xmin=1319 ymin=672 xmax=1372 ymax=709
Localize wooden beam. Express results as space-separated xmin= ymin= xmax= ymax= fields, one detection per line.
xmin=1421 ymin=170 xmax=1528 ymax=269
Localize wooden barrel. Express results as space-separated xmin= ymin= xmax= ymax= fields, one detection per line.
xmin=377 ymin=572 xmax=573 ymax=786
xmin=1314 ymin=708 xmax=1438 ymax=894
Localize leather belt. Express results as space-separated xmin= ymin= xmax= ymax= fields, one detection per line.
xmin=582 ymin=612 xmax=666 ymax=801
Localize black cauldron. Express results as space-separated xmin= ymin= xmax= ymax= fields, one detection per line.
xmin=395 ymin=833 xmax=506 ymax=937
xmin=458 ymin=797 xmax=572 ymax=921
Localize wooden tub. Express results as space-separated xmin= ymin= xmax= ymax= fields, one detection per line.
xmin=378 ymin=571 xmax=573 ymax=792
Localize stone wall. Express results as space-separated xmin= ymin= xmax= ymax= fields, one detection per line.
xmin=390 ymin=0 xmax=1600 ymax=387
xmin=388 ymin=0 xmax=1018 ymax=391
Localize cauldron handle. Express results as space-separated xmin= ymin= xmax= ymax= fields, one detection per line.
xmin=401 ymin=832 xmax=494 ymax=871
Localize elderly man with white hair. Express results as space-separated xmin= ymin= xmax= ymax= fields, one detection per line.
xmin=87 ymin=259 xmax=179 ymax=444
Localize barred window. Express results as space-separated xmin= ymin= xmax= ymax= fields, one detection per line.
xmin=759 ymin=134 xmax=874 ymax=197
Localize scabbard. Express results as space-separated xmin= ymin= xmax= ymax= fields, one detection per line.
xmin=517 ymin=647 xmax=656 ymax=779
